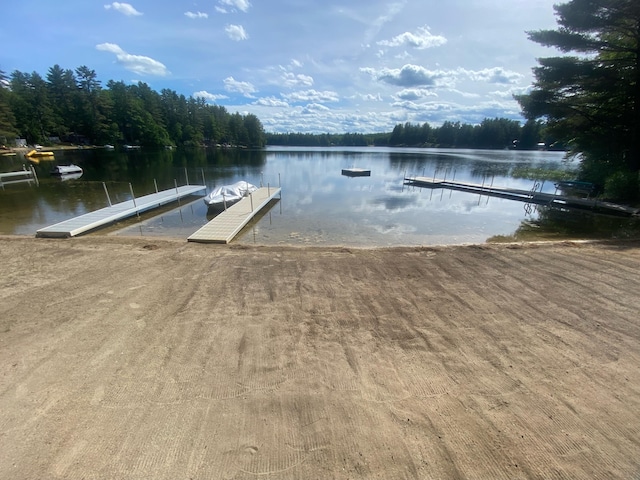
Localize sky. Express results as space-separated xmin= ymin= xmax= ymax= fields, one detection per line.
xmin=1 ymin=0 xmax=561 ymax=134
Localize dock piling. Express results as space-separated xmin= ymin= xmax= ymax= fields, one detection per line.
xmin=103 ymin=182 xmax=112 ymax=207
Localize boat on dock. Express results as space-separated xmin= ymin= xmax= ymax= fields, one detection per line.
xmin=51 ymin=164 xmax=83 ymax=176
xmin=203 ymin=181 xmax=258 ymax=210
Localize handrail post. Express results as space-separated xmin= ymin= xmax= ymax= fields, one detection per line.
xmin=129 ymin=183 xmax=137 ymax=207
xmin=103 ymin=182 xmax=112 ymax=207
xmin=129 ymin=183 xmax=139 ymax=218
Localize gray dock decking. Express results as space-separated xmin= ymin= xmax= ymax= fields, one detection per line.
xmin=404 ymin=176 xmax=639 ymax=217
xmin=36 ymin=185 xmax=206 ymax=238
xmin=188 ymin=187 xmax=281 ymax=243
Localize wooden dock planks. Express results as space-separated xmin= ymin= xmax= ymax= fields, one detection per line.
xmin=36 ymin=185 xmax=206 ymax=238
xmin=188 ymin=187 xmax=281 ymax=243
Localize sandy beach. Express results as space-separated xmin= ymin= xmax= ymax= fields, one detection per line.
xmin=1 ymin=235 xmax=639 ymax=479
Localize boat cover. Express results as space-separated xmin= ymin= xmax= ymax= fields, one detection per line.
xmin=203 ymin=181 xmax=258 ymax=207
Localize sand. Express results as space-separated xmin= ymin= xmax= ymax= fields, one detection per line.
xmin=1 ymin=235 xmax=639 ymax=479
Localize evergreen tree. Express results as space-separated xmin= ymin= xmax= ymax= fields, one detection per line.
xmin=0 ymin=69 xmax=18 ymax=143
xmin=515 ymin=0 xmax=640 ymax=198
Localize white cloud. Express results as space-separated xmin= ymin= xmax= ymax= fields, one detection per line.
xmin=377 ymin=26 xmax=447 ymax=50
xmin=462 ymin=67 xmax=523 ymax=85
xmin=363 ymin=64 xmax=524 ymax=89
xmin=218 ymin=0 xmax=251 ymax=13
xmin=301 ymin=103 xmax=331 ymax=114
xmin=362 ymin=64 xmax=445 ymax=88
xmin=254 ymin=96 xmax=289 ymax=107
xmin=282 ymin=89 xmax=340 ymax=103
xmin=96 ymin=43 xmax=169 ymax=76
xmin=223 ymin=76 xmax=256 ymax=97
xmin=225 ymin=24 xmax=248 ymax=41
xmin=104 ymin=2 xmax=142 ymax=16
xmin=351 ymin=93 xmax=383 ymax=102
xmin=193 ymin=90 xmax=228 ymax=102
xmin=395 ymin=88 xmax=438 ymax=101
xmin=281 ymin=72 xmax=314 ymax=88
xmin=185 ymin=11 xmax=208 ymax=19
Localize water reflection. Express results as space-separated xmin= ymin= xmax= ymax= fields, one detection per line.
xmin=1 ymin=146 xmax=637 ymax=245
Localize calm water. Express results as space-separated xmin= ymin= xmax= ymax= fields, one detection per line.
xmin=1 ymin=146 xmax=638 ymax=246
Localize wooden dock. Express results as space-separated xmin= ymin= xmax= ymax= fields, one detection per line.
xmin=188 ymin=187 xmax=281 ymax=243
xmin=36 ymin=185 xmax=206 ymax=238
xmin=404 ymin=176 xmax=639 ymax=217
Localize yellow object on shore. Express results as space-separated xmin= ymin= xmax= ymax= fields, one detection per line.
xmin=25 ymin=149 xmax=55 ymax=160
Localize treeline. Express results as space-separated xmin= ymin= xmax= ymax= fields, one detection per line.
xmin=0 ymin=65 xmax=265 ymax=148
xmin=266 ymin=118 xmax=560 ymax=150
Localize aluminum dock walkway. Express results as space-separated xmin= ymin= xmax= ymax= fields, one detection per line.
xmin=36 ymin=185 xmax=206 ymax=238
xmin=188 ymin=187 xmax=281 ymax=243
xmin=404 ymin=176 xmax=639 ymax=217
xmin=1 ymin=166 xmax=38 ymax=188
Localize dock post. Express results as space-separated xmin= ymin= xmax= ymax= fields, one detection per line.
xmin=185 ymin=168 xmax=189 ymax=185
xmin=154 ymin=179 xmax=158 ymax=193
xmin=129 ymin=183 xmax=140 ymax=218
xmin=278 ymin=173 xmax=281 ymax=187
xmin=268 ymin=182 xmax=271 ymax=196
xmin=175 ymin=179 xmax=181 ymax=206
xmin=129 ymin=183 xmax=137 ymax=207
xmin=201 ymin=168 xmax=206 ymax=187
xmin=103 ymin=182 xmax=112 ymax=207
xmin=250 ymin=192 xmax=254 ymax=211
xmin=30 ymin=165 xmax=39 ymax=186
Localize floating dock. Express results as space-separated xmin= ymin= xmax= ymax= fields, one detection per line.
xmin=36 ymin=185 xmax=206 ymax=238
xmin=404 ymin=176 xmax=639 ymax=217
xmin=342 ymin=168 xmax=371 ymax=177
xmin=188 ymin=187 xmax=281 ymax=243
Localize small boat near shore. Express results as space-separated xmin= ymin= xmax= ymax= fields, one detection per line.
xmin=51 ymin=164 xmax=83 ymax=176
xmin=203 ymin=181 xmax=258 ymax=210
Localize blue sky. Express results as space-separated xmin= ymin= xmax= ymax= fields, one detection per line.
xmin=1 ymin=0 xmax=560 ymax=133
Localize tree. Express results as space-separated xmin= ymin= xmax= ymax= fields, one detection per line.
xmin=516 ymin=0 xmax=640 ymax=198
xmin=46 ymin=65 xmax=77 ymax=138
xmin=0 ymin=69 xmax=18 ymax=143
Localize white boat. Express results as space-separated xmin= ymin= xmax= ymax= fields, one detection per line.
xmin=203 ymin=181 xmax=258 ymax=209
xmin=51 ymin=164 xmax=83 ymax=176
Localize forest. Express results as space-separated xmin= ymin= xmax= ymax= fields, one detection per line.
xmin=0 ymin=65 xmax=266 ymax=148
xmin=1 ymin=65 xmax=553 ymax=152
xmin=266 ymin=118 xmax=556 ymax=150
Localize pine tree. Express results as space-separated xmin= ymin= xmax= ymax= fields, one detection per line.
xmin=516 ymin=0 xmax=640 ymax=197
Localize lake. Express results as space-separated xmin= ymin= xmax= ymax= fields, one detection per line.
xmin=1 ymin=146 xmax=638 ymax=246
